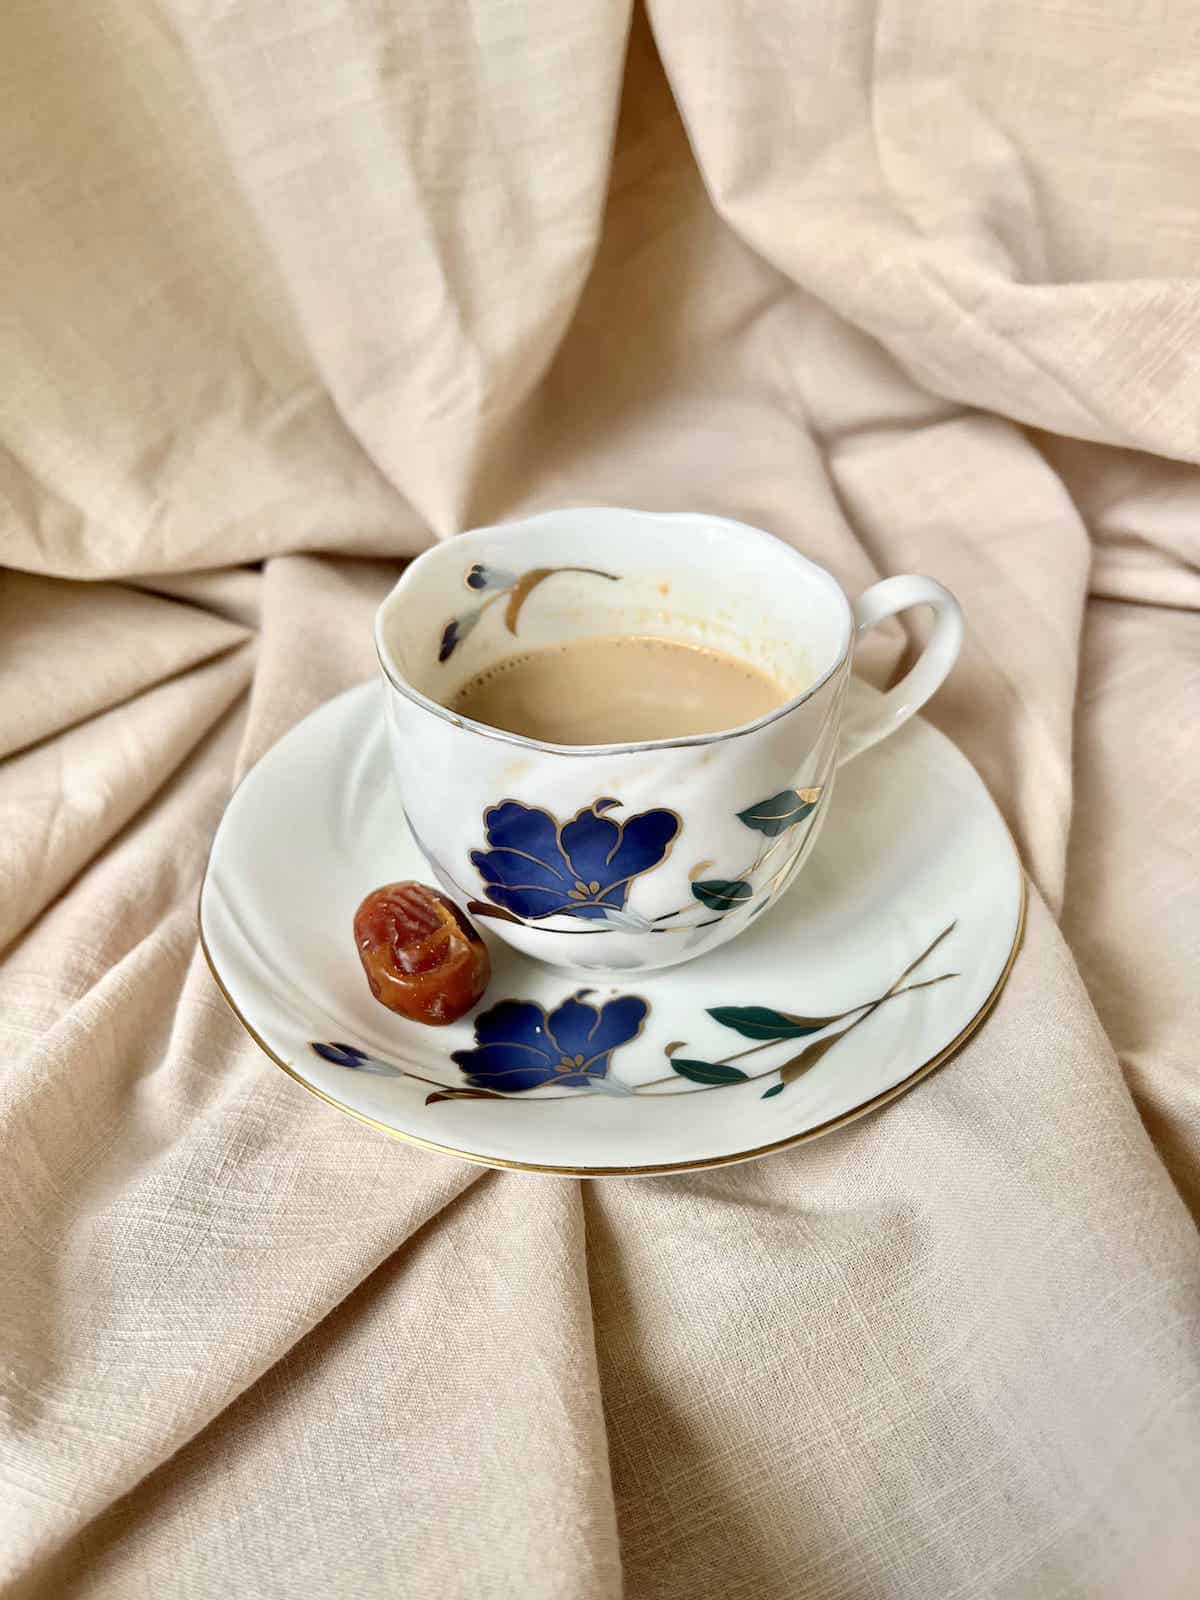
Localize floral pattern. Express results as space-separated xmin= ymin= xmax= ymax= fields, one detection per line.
xmin=661 ymin=921 xmax=958 ymax=1098
xmin=450 ymin=993 xmax=648 ymax=1091
xmin=311 ymin=1041 xmax=407 ymax=1078
xmin=308 ymin=917 xmax=958 ymax=1108
xmin=687 ymin=786 xmax=823 ymax=913
xmin=439 ymin=562 xmax=618 ymax=663
xmin=465 ymin=783 xmax=824 ymax=936
xmin=312 ymin=1041 xmax=366 ymax=1066
xmin=465 ymin=562 xmax=516 ymax=593
xmin=470 ymin=798 xmax=679 ymax=922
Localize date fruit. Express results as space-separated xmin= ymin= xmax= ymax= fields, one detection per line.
xmin=354 ymin=882 xmax=490 ymax=1025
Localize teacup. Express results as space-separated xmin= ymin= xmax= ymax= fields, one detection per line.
xmin=375 ymin=508 xmax=962 ymax=974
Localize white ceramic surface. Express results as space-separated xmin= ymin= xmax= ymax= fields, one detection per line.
xmin=375 ymin=509 xmax=962 ymax=974
xmin=199 ymin=680 xmax=1024 ymax=1176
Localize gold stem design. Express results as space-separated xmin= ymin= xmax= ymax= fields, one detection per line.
xmin=630 ymin=974 xmax=957 ymax=1095
xmin=632 ymin=920 xmax=959 ymax=1096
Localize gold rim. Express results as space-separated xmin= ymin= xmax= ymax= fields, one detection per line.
xmin=197 ymin=871 xmax=1027 ymax=1179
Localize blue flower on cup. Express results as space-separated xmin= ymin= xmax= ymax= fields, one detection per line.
xmin=470 ymin=798 xmax=679 ymax=922
xmin=438 ymin=562 xmax=618 ymax=662
xmin=465 ymin=562 xmax=517 ymax=593
xmin=451 ymin=993 xmax=648 ymax=1091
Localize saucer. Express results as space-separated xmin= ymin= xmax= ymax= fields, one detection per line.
xmin=199 ymin=682 xmax=1024 ymax=1176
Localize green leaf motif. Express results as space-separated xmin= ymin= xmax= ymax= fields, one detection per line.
xmin=670 ymin=1058 xmax=750 ymax=1085
xmin=707 ymin=1005 xmax=848 ymax=1041
xmin=737 ymin=788 xmax=821 ymax=836
xmin=761 ymin=1082 xmax=786 ymax=1099
xmin=691 ymin=879 xmax=753 ymax=912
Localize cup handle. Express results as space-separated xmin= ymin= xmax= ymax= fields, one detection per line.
xmin=837 ymin=574 xmax=964 ymax=766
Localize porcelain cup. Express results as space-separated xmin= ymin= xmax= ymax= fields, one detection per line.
xmin=375 ymin=508 xmax=962 ymax=974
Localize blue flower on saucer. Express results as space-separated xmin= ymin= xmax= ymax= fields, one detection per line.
xmin=312 ymin=1041 xmax=369 ymax=1067
xmin=451 ymin=993 xmax=648 ymax=1091
xmin=311 ymin=1042 xmax=404 ymax=1077
xmin=470 ymin=798 xmax=679 ymax=922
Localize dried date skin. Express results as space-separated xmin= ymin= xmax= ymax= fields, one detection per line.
xmin=354 ymin=882 xmax=490 ymax=1025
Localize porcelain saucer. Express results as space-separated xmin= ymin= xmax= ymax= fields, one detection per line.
xmin=199 ymin=681 xmax=1024 ymax=1176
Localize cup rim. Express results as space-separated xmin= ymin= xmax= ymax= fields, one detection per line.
xmin=374 ymin=508 xmax=853 ymax=757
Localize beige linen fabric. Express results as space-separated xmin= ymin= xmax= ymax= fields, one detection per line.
xmin=2 ymin=5 xmax=1198 ymax=1597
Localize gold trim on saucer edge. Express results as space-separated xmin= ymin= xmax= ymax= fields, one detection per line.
xmin=196 ymin=872 xmax=1027 ymax=1179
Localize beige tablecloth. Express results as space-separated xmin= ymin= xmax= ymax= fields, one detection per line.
xmin=2 ymin=4 xmax=1198 ymax=1596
